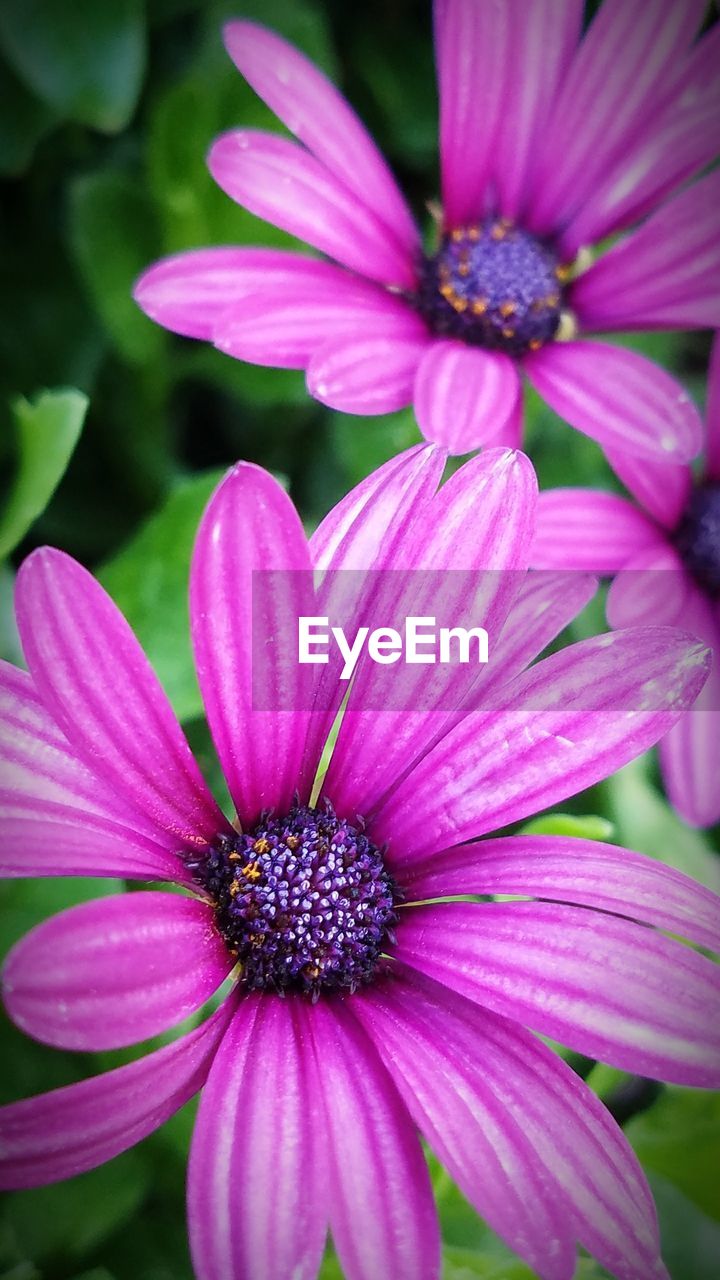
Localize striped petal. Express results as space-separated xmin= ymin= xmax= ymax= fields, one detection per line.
xmin=413 ymin=341 xmax=521 ymax=453
xmin=14 ymin=551 xmax=229 ymax=850
xmin=0 ymin=999 xmax=234 ymax=1190
xmin=208 ymin=130 xmax=415 ymax=289
xmin=307 ymin=328 xmax=430 ymax=417
xmin=2 ymin=892 xmax=232 ymax=1051
xmin=571 ymin=168 xmax=720 ymax=332
xmin=524 ymin=341 xmax=702 ymax=463
xmin=373 ymin=628 xmax=710 ymax=860
xmin=603 ymin=447 xmax=692 ymax=530
xmin=223 ymin=22 xmax=418 ymax=258
xmin=307 ymin=998 xmax=440 ymax=1280
xmin=190 ymin=463 xmax=315 ymax=827
xmin=706 ymin=332 xmax=720 ymax=483
xmin=356 ymin=966 xmax=666 ymax=1280
xmin=403 ymin=834 xmax=720 ymax=955
xmin=188 ymin=995 xmax=326 ymax=1280
xmin=531 ymin=490 xmax=664 ymax=571
xmin=395 ymin=900 xmax=720 ymax=1085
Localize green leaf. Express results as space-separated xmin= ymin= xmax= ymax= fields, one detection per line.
xmin=98 ymin=470 xmax=225 ymax=722
xmin=521 ymin=813 xmax=614 ymax=841
xmin=0 ymin=389 xmax=87 ymax=560
xmin=0 ymin=563 xmax=22 ymax=664
xmin=0 ymin=0 xmax=146 ymax=133
xmin=626 ymin=1089 xmax=720 ymax=1222
xmin=330 ymin=408 xmax=422 ymax=490
xmin=0 ymin=55 xmax=56 ymax=176
xmin=608 ymin=757 xmax=720 ymax=891
xmin=68 ymin=172 xmax=165 ymax=366
xmin=2 ymin=1150 xmax=150 ymax=1264
xmin=649 ymin=1173 xmax=720 ymax=1279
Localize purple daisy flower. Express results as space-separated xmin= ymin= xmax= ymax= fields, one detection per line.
xmin=132 ymin=0 xmax=718 ymax=457
xmin=532 ymin=333 xmax=720 ymax=828
xmin=1 ymin=447 xmax=719 ymax=1280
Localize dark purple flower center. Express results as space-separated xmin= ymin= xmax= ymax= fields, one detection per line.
xmin=191 ymin=803 xmax=398 ymax=998
xmin=674 ymin=482 xmax=720 ymax=598
xmin=417 ymin=218 xmax=567 ymax=356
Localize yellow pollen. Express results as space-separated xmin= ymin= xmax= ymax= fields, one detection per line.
xmin=490 ymin=222 xmax=508 ymax=241
xmin=242 ymin=860 xmax=262 ymax=880
xmin=458 ymin=262 xmax=470 ymax=277
xmin=467 ymin=225 xmax=480 ymax=241
xmin=499 ymin=301 xmax=516 ymax=318
xmin=451 ymin=227 xmax=465 ymax=243
xmin=529 ymin=337 xmax=543 ymax=351
xmin=249 ymin=933 xmax=264 ymax=947
xmin=545 ymin=293 xmax=560 ymax=308
xmin=285 ymin=834 xmax=300 ymax=850
xmin=471 ymin=298 xmax=488 ymax=315
xmin=501 ymin=325 xmax=515 ymax=339
xmin=451 ymin=296 xmax=468 ymax=313
xmin=555 ymin=263 xmax=572 ymax=282
xmin=253 ymin=838 xmax=270 ymax=855
xmin=439 ymin=282 xmax=455 ymax=299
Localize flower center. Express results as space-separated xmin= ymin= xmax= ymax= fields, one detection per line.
xmin=674 ymin=482 xmax=720 ymax=598
xmin=192 ymin=803 xmax=398 ymax=998
xmin=417 ymin=218 xmax=569 ymax=356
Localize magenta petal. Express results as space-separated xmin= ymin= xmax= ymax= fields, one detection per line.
xmin=413 ymin=341 xmax=520 ymax=452
xmin=404 ymin=834 xmax=720 ymax=955
xmin=660 ymin=707 xmax=720 ymax=830
xmin=531 ymin=489 xmax=663 ymax=571
xmin=524 ymin=342 xmax=702 ymax=462
xmin=373 ymin=627 xmax=710 ymax=859
xmin=395 ymin=900 xmax=720 ymax=1085
xmin=603 ymin=447 xmax=692 ymax=530
xmin=307 ymin=998 xmax=440 ymax=1280
xmin=324 ymin=449 xmax=538 ymax=821
xmin=223 ymin=22 xmax=418 ymax=258
xmin=434 ymin=0 xmax=508 ymax=227
xmin=190 ymin=463 xmax=314 ymax=827
xmin=188 ymin=995 xmax=326 ymax=1280
xmin=571 ymin=168 xmax=720 ymax=332
xmin=0 ymin=999 xmax=234 ymax=1190
xmin=483 ymin=570 xmax=598 ymax=690
xmin=134 ymin=247 xmax=401 ymax=361
xmin=307 ymin=328 xmax=429 ymax=417
xmin=529 ymin=0 xmax=707 ymax=236
xmin=2 ymin=891 xmax=232 ymax=1051
xmin=606 ymin=545 xmax=690 ymax=631
xmin=493 ymin=0 xmax=584 ymax=219
xmin=215 ymin=280 xmax=420 ymax=370
xmin=15 ymin=550 xmax=228 ymax=850
xmin=356 ymin=967 xmax=665 ymax=1280
xmin=706 ymin=333 xmax=720 ymax=483
xmin=208 ymin=130 xmax=416 ymax=289
xmin=0 ymin=662 xmax=183 ymax=881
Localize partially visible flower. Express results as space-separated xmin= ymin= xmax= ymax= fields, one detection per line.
xmin=1 ymin=447 xmax=718 ymax=1280
xmin=532 ymin=334 xmax=720 ymax=827
xmin=133 ymin=1 xmax=718 ymax=457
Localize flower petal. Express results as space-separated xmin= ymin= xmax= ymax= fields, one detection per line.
xmin=0 ymin=999 xmax=234 ymax=1189
xmin=355 ymin=966 xmax=666 ymax=1280
xmin=413 ymin=341 xmax=521 ymax=452
xmin=434 ymin=0 xmax=508 ymax=227
xmin=706 ymin=332 xmax=720 ymax=483
xmin=531 ymin=490 xmax=664 ymax=571
xmin=190 ymin=463 xmax=315 ymax=827
xmin=403 ymin=834 xmax=720 ymax=955
xmin=570 ymin=168 xmax=720 ymax=332
xmin=188 ymin=994 xmax=326 ymax=1280
xmin=523 ymin=341 xmax=702 ymax=463
xmin=482 ymin=570 xmax=598 ymax=689
xmin=529 ymin=0 xmax=707 ymax=237
xmin=2 ymin=891 xmax=232 ymax=1051
xmin=307 ymin=998 xmax=440 ymax=1280
xmin=660 ymin=704 xmax=720 ymax=830
xmin=208 ymin=130 xmax=416 ymax=289
xmin=215 ymin=281 xmax=420 ymax=369
xmin=324 ymin=449 xmax=537 ymax=822
xmin=373 ymin=627 xmax=710 ymax=860
xmin=0 ymin=662 xmax=183 ymax=881
xmin=395 ymin=900 xmax=720 ymax=1085
xmin=603 ymin=447 xmax=692 ymax=530
xmin=15 ymin=550 xmax=228 ymax=850
xmin=605 ymin=545 xmax=690 ymax=631
xmin=306 ymin=329 xmax=430 ymax=416
xmin=134 ymin=247 xmax=407 ymax=363
xmin=223 ymin=22 xmax=418 ymax=258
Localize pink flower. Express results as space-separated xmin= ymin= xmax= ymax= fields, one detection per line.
xmin=532 ymin=333 xmax=720 ymax=827
xmin=1 ymin=447 xmax=718 ymax=1280
xmin=133 ymin=1 xmax=718 ymax=458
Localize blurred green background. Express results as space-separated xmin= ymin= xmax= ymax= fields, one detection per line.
xmin=0 ymin=1 xmax=718 ymax=1277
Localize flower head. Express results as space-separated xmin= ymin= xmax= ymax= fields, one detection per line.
xmin=532 ymin=332 xmax=720 ymax=828
xmin=1 ymin=447 xmax=718 ymax=1280
xmin=133 ymin=1 xmax=718 ymax=457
